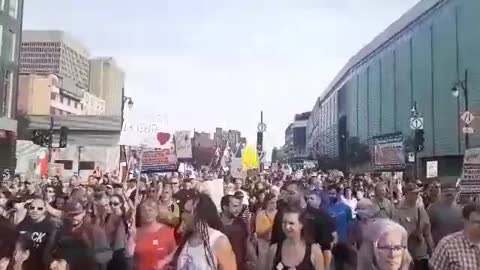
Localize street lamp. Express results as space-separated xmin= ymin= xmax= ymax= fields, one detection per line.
xmin=124 ymin=96 xmax=134 ymax=110
xmin=452 ymin=69 xmax=469 ymax=149
xmin=121 ymin=96 xmax=134 ymax=127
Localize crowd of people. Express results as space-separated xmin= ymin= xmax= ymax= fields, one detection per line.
xmin=0 ymin=167 xmax=477 ymax=270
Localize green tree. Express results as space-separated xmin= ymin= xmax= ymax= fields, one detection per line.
xmin=346 ymin=136 xmax=371 ymax=167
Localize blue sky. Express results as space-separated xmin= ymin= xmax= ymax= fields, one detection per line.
xmin=23 ymin=0 xmax=419 ymax=153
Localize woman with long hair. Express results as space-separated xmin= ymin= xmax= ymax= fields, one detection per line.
xmin=357 ymin=219 xmax=412 ymax=270
xmin=105 ymin=194 xmax=133 ymax=270
xmin=134 ymin=199 xmax=176 ymax=270
xmin=170 ymin=193 xmax=236 ymax=270
xmin=0 ymin=233 xmax=34 ymax=270
xmin=255 ymin=192 xmax=277 ymax=269
xmin=266 ymin=205 xmax=324 ymax=270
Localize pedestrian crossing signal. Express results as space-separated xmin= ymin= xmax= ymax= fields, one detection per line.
xmin=59 ymin=127 xmax=69 ymax=148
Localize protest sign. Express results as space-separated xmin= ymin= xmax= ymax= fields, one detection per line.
xmin=175 ymin=131 xmax=193 ymax=159
xmin=141 ymin=148 xmax=178 ymax=173
xmin=460 ymin=148 xmax=480 ymax=195
xmin=119 ymin=114 xmax=173 ymax=149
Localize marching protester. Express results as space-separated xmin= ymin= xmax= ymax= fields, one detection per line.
xmin=17 ymin=198 xmax=58 ymax=270
xmin=430 ymin=203 xmax=480 ymax=270
xmin=254 ymin=192 xmax=277 ymax=268
xmin=357 ymin=218 xmax=412 ymax=270
xmin=0 ymin=159 xmax=479 ymax=270
xmin=134 ymin=199 xmax=176 ymax=270
xmin=220 ymin=194 xmax=256 ymax=270
xmin=266 ymin=205 xmax=325 ymax=270
xmin=271 ymin=181 xmax=335 ymax=270
xmin=393 ymin=182 xmax=434 ymax=270
xmin=171 ymin=193 xmax=237 ymax=270
xmin=427 ymin=183 xmax=463 ymax=247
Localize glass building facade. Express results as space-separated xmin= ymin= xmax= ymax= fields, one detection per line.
xmin=0 ymin=0 xmax=23 ymax=172
xmin=308 ymin=0 xmax=480 ymax=177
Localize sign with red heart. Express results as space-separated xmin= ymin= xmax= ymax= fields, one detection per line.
xmin=156 ymin=132 xmax=171 ymax=145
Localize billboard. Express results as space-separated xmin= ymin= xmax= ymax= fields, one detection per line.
xmin=372 ymin=133 xmax=405 ymax=171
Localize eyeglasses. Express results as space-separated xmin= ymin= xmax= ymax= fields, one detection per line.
xmin=28 ymin=206 xmax=44 ymax=211
xmin=110 ymin=202 xmax=121 ymax=207
xmin=376 ymin=244 xmax=406 ymax=252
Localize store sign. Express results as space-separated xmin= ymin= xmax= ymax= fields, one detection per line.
xmin=372 ymin=133 xmax=405 ymax=171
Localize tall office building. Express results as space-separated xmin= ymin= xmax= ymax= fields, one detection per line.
xmin=89 ymin=57 xmax=125 ymax=116
xmin=0 ymin=0 xmax=24 ymax=172
xmin=20 ymin=30 xmax=90 ymax=89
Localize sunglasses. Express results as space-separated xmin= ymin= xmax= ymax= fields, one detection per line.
xmin=110 ymin=202 xmax=121 ymax=207
xmin=28 ymin=206 xmax=44 ymax=211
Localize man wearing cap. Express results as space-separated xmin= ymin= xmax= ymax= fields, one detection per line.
xmin=427 ymin=183 xmax=463 ymax=246
xmin=394 ymin=182 xmax=434 ymax=270
xmin=54 ymin=199 xmax=112 ymax=270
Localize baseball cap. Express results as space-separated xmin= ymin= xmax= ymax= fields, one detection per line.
xmin=63 ymin=200 xmax=84 ymax=215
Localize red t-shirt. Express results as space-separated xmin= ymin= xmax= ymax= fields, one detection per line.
xmin=135 ymin=225 xmax=176 ymax=270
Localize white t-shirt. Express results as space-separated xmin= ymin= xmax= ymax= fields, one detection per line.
xmin=177 ymin=228 xmax=225 ymax=270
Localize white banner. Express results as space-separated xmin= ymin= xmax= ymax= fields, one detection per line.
xmin=119 ymin=115 xmax=173 ymax=149
xmin=174 ymin=131 xmax=193 ymax=159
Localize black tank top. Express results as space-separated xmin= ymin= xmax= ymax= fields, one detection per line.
xmin=272 ymin=241 xmax=315 ymax=270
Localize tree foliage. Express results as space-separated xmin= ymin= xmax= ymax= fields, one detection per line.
xmin=346 ymin=136 xmax=371 ymax=166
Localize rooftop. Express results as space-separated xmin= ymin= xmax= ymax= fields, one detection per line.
xmin=22 ymin=30 xmax=90 ymax=57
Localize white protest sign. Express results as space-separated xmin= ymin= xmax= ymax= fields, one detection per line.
xmin=426 ymin=161 xmax=438 ymax=178
xmin=461 ymin=148 xmax=480 ymax=195
xmin=119 ymin=114 xmax=173 ymax=149
xmin=174 ymin=131 xmax=193 ymax=159
xmin=231 ymin=157 xmax=246 ymax=179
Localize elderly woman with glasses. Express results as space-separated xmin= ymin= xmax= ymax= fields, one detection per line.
xmin=357 ymin=218 xmax=412 ymax=270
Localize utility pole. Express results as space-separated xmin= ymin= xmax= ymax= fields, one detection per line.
xmin=257 ymin=111 xmax=266 ymax=170
xmin=77 ymin=146 xmax=83 ymax=175
xmin=48 ymin=116 xmax=54 ymax=163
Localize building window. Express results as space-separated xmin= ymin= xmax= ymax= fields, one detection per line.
xmin=60 ymin=95 xmax=64 ymax=103
xmin=50 ymin=107 xmax=55 ymax=115
xmin=8 ymin=30 xmax=15 ymax=62
xmin=50 ymin=92 xmax=56 ymax=100
xmin=0 ymin=26 xmax=3 ymax=55
xmin=8 ymin=0 xmax=17 ymax=18
xmin=67 ymin=98 xmax=71 ymax=106
xmin=74 ymin=101 xmax=77 ymax=108
xmin=2 ymin=70 xmax=13 ymax=118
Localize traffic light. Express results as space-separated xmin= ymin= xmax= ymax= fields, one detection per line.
xmin=32 ymin=130 xmax=45 ymax=146
xmin=59 ymin=126 xmax=69 ymax=148
xmin=256 ymin=132 xmax=263 ymax=152
xmin=414 ymin=129 xmax=425 ymax=152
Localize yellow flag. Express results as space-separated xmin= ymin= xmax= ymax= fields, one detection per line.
xmin=242 ymin=145 xmax=258 ymax=169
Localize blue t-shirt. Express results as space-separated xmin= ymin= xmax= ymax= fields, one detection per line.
xmin=326 ymin=202 xmax=352 ymax=242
